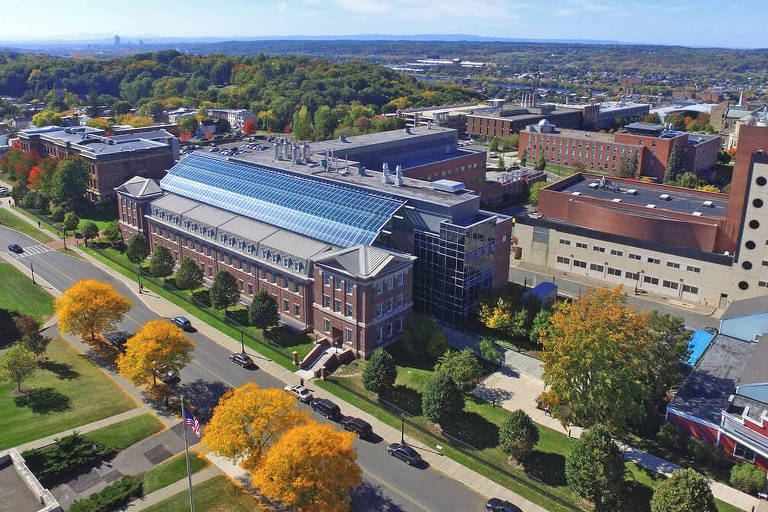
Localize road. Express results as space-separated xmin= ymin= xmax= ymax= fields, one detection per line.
xmin=509 ymin=266 xmax=719 ymax=330
xmin=0 ymin=224 xmax=487 ymax=512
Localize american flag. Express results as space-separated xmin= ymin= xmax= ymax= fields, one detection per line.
xmin=183 ymin=411 xmax=201 ymax=438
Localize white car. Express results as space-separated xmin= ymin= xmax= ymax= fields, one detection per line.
xmin=284 ymin=384 xmax=313 ymax=403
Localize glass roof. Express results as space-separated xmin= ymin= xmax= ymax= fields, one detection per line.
xmin=160 ymin=153 xmax=403 ymax=247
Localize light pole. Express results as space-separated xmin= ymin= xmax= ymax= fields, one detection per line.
xmin=400 ymin=412 xmax=405 ymax=444
xmin=240 ymin=329 xmax=245 ymax=354
xmin=30 ymin=262 xmax=35 ymax=285
xmin=137 ymin=267 xmax=143 ymax=294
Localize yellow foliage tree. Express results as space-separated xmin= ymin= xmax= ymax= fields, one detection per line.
xmin=56 ymin=280 xmax=132 ymax=342
xmin=252 ymin=422 xmax=362 ymax=512
xmin=202 ymin=382 xmax=308 ymax=470
xmin=117 ymin=320 xmax=194 ymax=387
xmin=696 ymin=184 xmax=721 ymax=193
xmin=479 ymin=297 xmax=514 ymax=331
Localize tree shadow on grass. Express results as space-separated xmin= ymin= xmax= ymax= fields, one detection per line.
xmin=385 ymin=385 xmax=422 ymax=416
xmin=39 ymin=360 xmax=80 ymax=380
xmin=623 ymin=480 xmax=654 ymax=512
xmin=15 ymin=388 xmax=72 ymax=414
xmin=522 ymin=450 xmax=567 ymax=487
xmin=443 ymin=410 xmax=499 ymax=450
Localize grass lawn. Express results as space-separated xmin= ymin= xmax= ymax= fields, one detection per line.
xmin=85 ymin=413 xmax=164 ymax=450
xmin=143 ymin=452 xmax=209 ymax=494
xmin=0 ymin=208 xmax=53 ymax=243
xmin=0 ymin=263 xmax=55 ymax=322
xmin=142 ymin=475 xmax=266 ymax=512
xmin=0 ymin=337 xmax=137 ymax=449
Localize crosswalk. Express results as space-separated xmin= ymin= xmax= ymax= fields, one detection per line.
xmin=11 ymin=244 xmax=52 ymax=258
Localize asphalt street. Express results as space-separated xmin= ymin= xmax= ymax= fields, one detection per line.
xmin=0 ymin=224 xmax=487 ymax=512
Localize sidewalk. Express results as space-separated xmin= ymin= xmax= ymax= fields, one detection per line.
xmin=122 ymin=466 xmax=221 ymax=511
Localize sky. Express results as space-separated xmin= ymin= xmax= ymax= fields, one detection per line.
xmin=2 ymin=0 xmax=767 ymax=48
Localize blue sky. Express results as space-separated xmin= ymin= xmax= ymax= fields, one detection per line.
xmin=3 ymin=0 xmax=767 ymax=48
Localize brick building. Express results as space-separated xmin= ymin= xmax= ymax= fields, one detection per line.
xmin=467 ymin=104 xmax=584 ymax=139
xmin=18 ymin=125 xmax=178 ymax=200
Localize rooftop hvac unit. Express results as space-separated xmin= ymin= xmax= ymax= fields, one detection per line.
xmin=659 ymin=193 xmax=671 ymax=200
xmin=571 ymin=191 xmax=582 ymax=196
xmin=693 ymin=211 xmax=703 ymax=216
xmin=645 ymin=203 xmax=656 ymax=208
xmin=703 ymin=200 xmax=714 ymax=207
xmin=612 ymin=198 xmax=622 ymax=202
xmin=588 ymin=182 xmax=599 ymax=188
xmin=626 ymin=189 xmax=638 ymax=195
xmin=430 ymin=179 xmax=465 ymax=193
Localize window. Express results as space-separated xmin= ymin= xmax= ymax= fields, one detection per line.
xmin=629 ymin=253 xmax=641 ymax=260
xmin=643 ymin=276 xmax=659 ymax=285
xmin=397 ymin=293 xmax=403 ymax=308
xmin=239 ymin=280 xmax=244 ymax=291
xmin=283 ymin=300 xmax=290 ymax=313
xmin=573 ymin=259 xmax=587 ymax=269
xmin=759 ymin=281 xmax=768 ymax=288
xmin=345 ymin=328 xmax=353 ymax=343
xmin=261 ymin=269 xmax=266 ymax=279
xmin=398 ymin=317 xmax=404 ymax=333
xmin=647 ymin=257 xmax=661 ymax=264
xmin=556 ymin=256 xmax=571 ymax=265
xmin=208 ymin=265 xmax=213 ymax=277
xmin=294 ymin=304 xmax=300 ymax=316
xmin=346 ymin=282 xmax=353 ymax=294
xmin=323 ymin=319 xmax=330 ymax=333
xmin=388 ymin=276 xmax=394 ymax=290
xmin=397 ymin=274 xmax=404 ymax=286
xmin=334 ymin=299 xmax=341 ymax=312
xmin=334 ymin=279 xmax=342 ymax=291
xmin=734 ymin=443 xmax=756 ymax=462
xmin=376 ymin=303 xmax=383 ymax=317
xmin=323 ymin=274 xmax=330 ymax=286
xmin=376 ymin=327 xmax=383 ymax=343
xmin=593 ymin=246 xmax=605 ymax=253
xmin=666 ymin=261 xmax=680 ymax=269
xmin=686 ymin=265 xmax=701 ymax=273
xmin=662 ymin=280 xmax=679 ymax=290
xmin=559 ymin=239 xmax=571 ymax=246
xmin=271 ymin=273 xmax=277 ymax=284
xmin=589 ymin=263 xmax=604 ymax=272
xmin=345 ymin=303 xmax=353 ymax=316
xmin=322 ymin=295 xmax=330 ymax=308
xmin=376 ymin=281 xmax=383 ymax=295
xmin=682 ymin=284 xmax=699 ymax=294
xmin=248 ymin=283 xmax=253 ymax=295
xmin=386 ymin=299 xmax=393 ymax=313
xmin=387 ymin=323 xmax=393 ymax=337
xmin=608 ymin=267 xmax=621 ymax=276
xmin=575 ymin=242 xmax=588 ymax=249
xmin=610 ymin=249 xmax=623 ymax=256
xmin=294 ymin=281 xmax=300 ymax=292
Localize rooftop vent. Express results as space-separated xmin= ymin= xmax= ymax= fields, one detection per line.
xmin=646 ymin=203 xmax=656 ymax=208
xmin=588 ymin=182 xmax=599 ymax=189
xmin=703 ymin=200 xmax=714 ymax=207
xmin=571 ymin=191 xmax=582 ymax=196
xmin=430 ymin=179 xmax=465 ymax=194
xmin=626 ymin=189 xmax=638 ymax=195
xmin=693 ymin=211 xmax=703 ymax=216
xmin=611 ymin=198 xmax=622 ymax=202
xmin=659 ymin=193 xmax=671 ymax=201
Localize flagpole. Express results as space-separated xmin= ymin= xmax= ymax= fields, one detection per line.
xmin=180 ymin=395 xmax=196 ymax=512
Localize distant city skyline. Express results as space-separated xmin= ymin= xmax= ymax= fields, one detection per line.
xmin=3 ymin=0 xmax=768 ymax=49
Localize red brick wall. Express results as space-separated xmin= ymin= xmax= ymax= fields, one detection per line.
xmin=404 ymin=151 xmax=487 ymax=191
xmin=667 ymin=413 xmax=719 ymax=443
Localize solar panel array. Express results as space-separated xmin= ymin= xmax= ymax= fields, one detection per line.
xmin=160 ymin=153 xmax=404 ymax=247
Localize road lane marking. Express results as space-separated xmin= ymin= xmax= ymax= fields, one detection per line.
xmin=363 ymin=469 xmax=430 ymax=512
xmin=14 ymin=244 xmax=52 ymax=258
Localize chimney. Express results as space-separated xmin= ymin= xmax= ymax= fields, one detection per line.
xmin=382 ymin=163 xmax=390 ymax=184
xmin=739 ymin=89 xmax=744 ymax=107
xmin=395 ymin=164 xmax=403 ymax=186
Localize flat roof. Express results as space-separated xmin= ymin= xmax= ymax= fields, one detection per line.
xmin=467 ymin=107 xmax=580 ymax=122
xmin=308 ymin=125 xmax=455 ymax=153
xmin=551 ymin=175 xmax=728 ymax=218
xmin=0 ymin=462 xmax=41 ymax=512
xmin=527 ymin=127 xmax=618 ymax=144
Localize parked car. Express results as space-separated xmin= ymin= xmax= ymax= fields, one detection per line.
xmin=486 ymin=498 xmax=522 ymax=512
xmin=171 ymin=316 xmax=192 ymax=330
xmin=386 ymin=443 xmax=422 ymax=465
xmin=155 ymin=368 xmax=180 ymax=385
xmin=310 ymin=398 xmax=341 ymax=421
xmin=103 ymin=331 xmax=130 ymax=352
xmin=7 ymin=243 xmax=22 ymax=254
xmin=230 ymin=352 xmax=255 ymax=368
xmin=341 ymin=417 xmax=373 ymax=439
xmin=284 ymin=384 xmax=313 ymax=403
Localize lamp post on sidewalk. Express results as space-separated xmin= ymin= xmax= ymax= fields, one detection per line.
xmin=240 ymin=329 xmax=245 ymax=354
xmin=400 ymin=412 xmax=405 ymax=444
xmin=30 ymin=262 xmax=35 ymax=285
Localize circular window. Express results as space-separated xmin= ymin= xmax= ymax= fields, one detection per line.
xmin=746 ymin=240 xmax=756 ymax=249
xmin=757 ymin=176 xmax=767 ymax=186
xmin=754 ymin=198 xmax=764 ymax=208
xmin=739 ymin=281 xmax=750 ymax=290
xmin=743 ymin=261 xmax=753 ymax=270
xmin=749 ymin=220 xmax=760 ymax=229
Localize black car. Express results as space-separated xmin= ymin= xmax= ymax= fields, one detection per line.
xmin=7 ymin=243 xmax=22 ymax=254
xmin=103 ymin=331 xmax=130 ymax=352
xmin=230 ymin=352 xmax=255 ymax=368
xmin=171 ymin=316 xmax=192 ymax=330
xmin=310 ymin=398 xmax=342 ymax=421
xmin=386 ymin=443 xmax=422 ymax=465
xmin=486 ymin=498 xmax=522 ymax=512
xmin=341 ymin=417 xmax=373 ymax=439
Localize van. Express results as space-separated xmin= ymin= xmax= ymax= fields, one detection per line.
xmin=341 ymin=417 xmax=373 ymax=439
xmin=310 ymin=398 xmax=341 ymax=421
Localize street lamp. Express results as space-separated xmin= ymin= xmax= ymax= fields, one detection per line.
xmin=400 ymin=412 xmax=405 ymax=444
xmin=240 ymin=329 xmax=245 ymax=354
xmin=30 ymin=262 xmax=35 ymax=285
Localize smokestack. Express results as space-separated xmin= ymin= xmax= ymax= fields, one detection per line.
xmin=739 ymin=90 xmax=744 ymax=107
xmin=395 ymin=164 xmax=403 ymax=187
xmin=382 ymin=163 xmax=390 ymax=184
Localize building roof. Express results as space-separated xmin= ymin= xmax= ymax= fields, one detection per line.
xmin=0 ymin=448 xmax=61 ymax=512
xmin=308 ymin=125 xmax=456 ymax=154
xmin=160 ymin=152 xmax=405 ymax=248
xmin=314 ymin=245 xmax=414 ymax=278
xmin=737 ymin=334 xmax=768 ymax=388
xmin=721 ymin=295 xmax=768 ymax=320
xmin=259 ymin=229 xmax=334 ymax=260
xmin=113 ymin=176 xmax=163 ymax=199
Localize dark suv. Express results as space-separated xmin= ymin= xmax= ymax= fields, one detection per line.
xmin=310 ymin=398 xmax=341 ymax=421
xmin=341 ymin=417 xmax=373 ymax=439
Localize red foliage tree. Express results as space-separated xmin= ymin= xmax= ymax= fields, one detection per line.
xmin=284 ymin=123 xmax=291 ymax=133
xmin=179 ymin=131 xmax=192 ymax=142
xmin=243 ymin=118 xmax=257 ymax=135
xmin=27 ymin=166 xmax=41 ymax=189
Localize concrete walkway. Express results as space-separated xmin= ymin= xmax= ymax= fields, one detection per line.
xmin=121 ymin=466 xmax=221 ymax=511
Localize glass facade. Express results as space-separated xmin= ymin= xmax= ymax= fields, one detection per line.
xmin=413 ymin=217 xmax=496 ymax=324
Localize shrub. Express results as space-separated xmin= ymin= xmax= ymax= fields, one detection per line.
xmin=225 ymin=306 xmax=249 ymax=326
xmin=22 ymin=432 xmax=113 ymax=486
xmin=362 ymin=349 xmax=397 ymax=397
xmin=657 ymin=422 xmax=684 ymax=451
xmin=422 ymin=371 xmax=464 ymax=428
xmin=730 ymin=462 xmax=766 ymax=495
xmin=70 ymin=475 xmax=143 ymax=512
xmin=498 ymin=409 xmax=539 ymax=461
xmin=651 ymin=468 xmax=716 ymax=512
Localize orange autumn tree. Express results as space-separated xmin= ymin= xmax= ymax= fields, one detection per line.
xmin=56 ymin=280 xmax=132 ymax=343
xmin=252 ymin=422 xmax=362 ymax=512
xmin=202 ymin=382 xmax=308 ymax=470
xmin=117 ymin=320 xmax=194 ymax=387
xmin=540 ymin=286 xmax=652 ymax=431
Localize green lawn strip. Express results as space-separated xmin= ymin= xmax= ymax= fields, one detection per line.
xmin=143 ymin=452 xmax=209 ymax=494
xmin=0 ymin=208 xmax=53 ymax=242
xmin=84 ymin=413 xmax=165 ymax=450
xmin=141 ymin=474 xmax=267 ymax=512
xmin=0 ymin=337 xmax=136 ymax=449
xmin=11 ymin=206 xmax=61 ymax=236
xmin=0 ymin=263 xmax=55 ymax=322
xmin=79 ymin=244 xmax=298 ymax=371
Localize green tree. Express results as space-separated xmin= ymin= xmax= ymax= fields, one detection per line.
xmin=175 ymin=257 xmax=204 ymax=290
xmin=210 ymin=270 xmax=239 ymax=310
xmin=102 ymin=220 xmax=122 ymax=246
xmin=478 ymin=338 xmax=503 ymax=364
xmin=528 ymin=181 xmax=546 ymax=210
xmin=362 ymin=349 xmax=397 ymax=397
xmin=497 ymin=156 xmax=505 ymax=169
xmin=291 ymin=105 xmax=313 ymax=140
xmin=148 ymin=244 xmax=175 ymax=277
xmin=0 ymin=344 xmax=38 ymax=392
xmin=87 ymin=90 xmax=101 ymax=117
xmin=664 ymin=141 xmax=684 ymax=184
xmin=435 ymin=348 xmax=482 ymax=391
xmin=313 ymin=105 xmax=336 ymax=140
xmin=178 ymin=116 xmax=199 ymax=136
xmin=534 ymin=153 xmax=547 ymax=171
xmin=400 ymin=315 xmax=449 ymax=360
xmin=488 ymin=137 xmax=499 ymax=152
xmin=82 ymin=221 xmax=99 ymax=244
xmin=646 ymin=312 xmax=691 ymax=413
xmin=248 ymin=289 xmax=279 ymax=330
xmin=422 ymin=370 xmax=464 ymax=428
xmin=565 ymin=424 xmax=625 ymax=512
xmin=54 ymin=157 xmax=89 ymax=205
xmin=651 ymin=468 xmax=716 ymax=512
xmin=63 ymin=211 xmax=80 ymax=239
xmin=666 ymin=112 xmax=687 ymax=131
xmin=498 ymin=409 xmax=539 ymax=461
xmin=22 ymin=331 xmax=52 ymax=359
xmin=520 ymin=149 xmax=528 ymax=167
xmin=615 ymin=151 xmax=639 ymax=178
xmin=529 ymin=308 xmax=551 ymax=347
xmin=642 ymin=113 xmax=662 ymax=124
xmin=125 ymin=233 xmax=150 ymax=264
xmin=110 ymin=100 xmax=131 ymax=117
xmin=730 ymin=462 xmax=766 ymax=495
xmin=675 ymin=171 xmax=699 ymax=189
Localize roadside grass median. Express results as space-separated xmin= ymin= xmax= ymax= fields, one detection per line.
xmin=143 ymin=452 xmax=209 ymax=494
xmin=84 ymin=413 xmax=165 ymax=450
xmin=0 ymin=262 xmax=55 ymax=322
xmin=141 ymin=474 xmax=267 ymax=512
xmin=0 ymin=208 xmax=53 ymax=242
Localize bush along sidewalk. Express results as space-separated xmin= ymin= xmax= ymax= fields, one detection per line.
xmin=22 ymin=432 xmax=114 ymax=487
xmin=69 ymin=475 xmax=143 ymax=512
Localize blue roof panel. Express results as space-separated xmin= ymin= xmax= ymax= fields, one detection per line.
xmin=160 ymin=153 xmax=403 ymax=247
